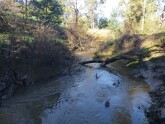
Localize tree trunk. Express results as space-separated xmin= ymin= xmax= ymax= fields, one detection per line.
xmin=80 ymin=54 xmax=136 ymax=67
xmin=25 ymin=0 xmax=28 ymax=19
xmin=91 ymin=11 xmax=95 ymax=29
xmin=141 ymin=0 xmax=146 ymax=32
xmin=75 ymin=0 xmax=78 ymax=28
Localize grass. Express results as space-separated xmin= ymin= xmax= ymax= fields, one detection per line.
xmin=126 ymin=61 xmax=139 ymax=68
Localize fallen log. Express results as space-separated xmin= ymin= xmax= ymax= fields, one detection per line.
xmin=80 ymin=54 xmax=136 ymax=67
xmin=80 ymin=60 xmax=104 ymax=65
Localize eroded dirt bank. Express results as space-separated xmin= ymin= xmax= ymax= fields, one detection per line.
xmin=132 ymin=57 xmax=165 ymax=124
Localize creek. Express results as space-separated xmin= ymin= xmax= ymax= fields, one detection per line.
xmin=0 ymin=53 xmax=151 ymax=124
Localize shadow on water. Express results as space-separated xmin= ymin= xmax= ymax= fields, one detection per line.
xmin=0 ymin=54 xmax=151 ymax=124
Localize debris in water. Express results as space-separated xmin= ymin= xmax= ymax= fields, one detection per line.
xmin=95 ymin=73 xmax=100 ymax=80
xmin=105 ymin=99 xmax=110 ymax=107
xmin=113 ymin=80 xmax=121 ymax=87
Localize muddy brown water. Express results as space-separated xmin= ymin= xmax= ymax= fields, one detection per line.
xmin=0 ymin=54 xmax=151 ymax=124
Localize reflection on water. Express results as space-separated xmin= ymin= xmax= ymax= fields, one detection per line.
xmin=0 ymin=63 xmax=151 ymax=124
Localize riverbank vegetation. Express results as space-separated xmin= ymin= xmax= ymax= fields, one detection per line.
xmin=0 ymin=0 xmax=165 ymax=123
xmin=0 ymin=0 xmax=75 ymax=98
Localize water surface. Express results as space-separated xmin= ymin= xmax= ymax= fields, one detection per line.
xmin=0 ymin=55 xmax=151 ymax=124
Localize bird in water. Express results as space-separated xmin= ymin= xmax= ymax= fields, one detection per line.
xmin=113 ymin=80 xmax=120 ymax=87
xmin=95 ymin=73 xmax=100 ymax=80
xmin=105 ymin=99 xmax=110 ymax=107
xmin=117 ymin=80 xmax=120 ymax=86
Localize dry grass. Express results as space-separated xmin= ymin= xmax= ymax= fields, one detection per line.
xmin=95 ymin=33 xmax=165 ymax=61
xmin=87 ymin=29 xmax=111 ymax=42
xmin=65 ymin=28 xmax=112 ymax=52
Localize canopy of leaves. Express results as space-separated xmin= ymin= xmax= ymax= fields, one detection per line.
xmin=123 ymin=0 xmax=159 ymax=33
xmin=30 ymin=0 xmax=63 ymax=27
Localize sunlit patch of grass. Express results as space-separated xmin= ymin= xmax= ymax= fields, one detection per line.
xmin=21 ymin=35 xmax=34 ymax=42
xmin=0 ymin=33 xmax=10 ymax=44
xmin=126 ymin=61 xmax=139 ymax=68
xmin=87 ymin=29 xmax=112 ymax=43
xmin=54 ymin=38 xmax=67 ymax=43
xmin=140 ymin=39 xmax=153 ymax=48
xmin=141 ymin=33 xmax=165 ymax=59
xmin=155 ymin=32 xmax=165 ymax=39
xmin=91 ymin=31 xmax=165 ymax=66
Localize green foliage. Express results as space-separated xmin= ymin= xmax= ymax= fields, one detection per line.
xmin=98 ymin=18 xmax=108 ymax=29
xmin=156 ymin=32 xmax=165 ymax=39
xmin=138 ymin=48 xmax=151 ymax=63
xmin=126 ymin=61 xmax=139 ymax=69
xmin=0 ymin=0 xmax=74 ymax=96
xmin=85 ymin=0 xmax=98 ymax=28
xmin=127 ymin=0 xmax=143 ymax=23
xmin=93 ymin=50 xmax=102 ymax=59
xmin=144 ymin=17 xmax=160 ymax=34
xmin=124 ymin=0 xmax=143 ymax=33
xmin=30 ymin=0 xmax=63 ymax=27
xmin=123 ymin=0 xmax=159 ymax=34
xmin=107 ymin=10 xmax=123 ymax=39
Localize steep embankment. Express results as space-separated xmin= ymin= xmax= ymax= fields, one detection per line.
xmin=0 ymin=16 xmax=75 ymax=100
